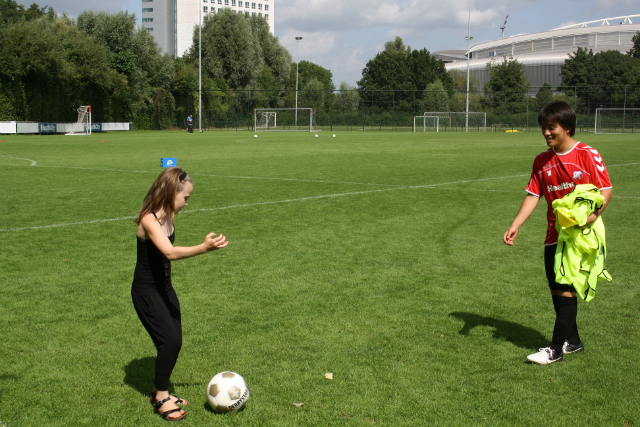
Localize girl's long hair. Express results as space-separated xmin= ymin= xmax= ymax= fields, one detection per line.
xmin=134 ymin=167 xmax=192 ymax=224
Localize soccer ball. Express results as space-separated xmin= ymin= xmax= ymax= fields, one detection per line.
xmin=206 ymin=371 xmax=249 ymax=413
xmin=315 ymin=134 xmax=318 ymax=137
xmin=254 ymin=134 xmax=258 ymax=138
xmin=332 ymin=134 xmax=336 ymax=137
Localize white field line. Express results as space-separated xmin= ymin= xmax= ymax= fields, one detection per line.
xmin=0 ymin=163 xmax=398 ymax=187
xmin=1 ymin=173 xmax=530 ymax=232
xmin=1 ymin=162 xmax=638 ymax=233
xmin=0 ymin=156 xmax=37 ymax=166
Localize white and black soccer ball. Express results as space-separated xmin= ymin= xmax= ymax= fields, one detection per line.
xmin=206 ymin=371 xmax=249 ymax=413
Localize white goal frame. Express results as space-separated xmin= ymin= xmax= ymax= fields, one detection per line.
xmin=254 ymin=108 xmax=316 ymax=132
xmin=423 ymin=112 xmax=487 ymax=132
xmin=413 ymin=115 xmax=451 ymax=132
xmin=595 ymin=108 xmax=640 ymax=134
xmin=256 ymin=111 xmax=277 ymax=129
xmin=66 ymin=105 xmax=91 ymax=135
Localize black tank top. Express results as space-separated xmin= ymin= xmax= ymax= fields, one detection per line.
xmin=132 ymin=224 xmax=175 ymax=292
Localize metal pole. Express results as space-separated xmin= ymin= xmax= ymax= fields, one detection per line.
xmin=465 ymin=7 xmax=473 ymax=132
xmin=295 ymin=37 xmax=302 ymax=127
xmin=198 ymin=4 xmax=202 ymax=132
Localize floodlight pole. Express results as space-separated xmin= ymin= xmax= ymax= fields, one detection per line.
xmin=198 ymin=5 xmax=202 ymax=132
xmin=465 ymin=7 xmax=473 ymax=133
xmin=295 ymin=36 xmax=303 ymax=127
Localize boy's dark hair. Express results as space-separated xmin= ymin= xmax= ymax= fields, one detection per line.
xmin=538 ymin=101 xmax=577 ymax=137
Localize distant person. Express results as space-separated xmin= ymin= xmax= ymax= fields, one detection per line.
xmin=132 ymin=168 xmax=228 ymax=420
xmin=186 ymin=115 xmax=193 ymax=133
xmin=503 ymin=101 xmax=612 ymax=365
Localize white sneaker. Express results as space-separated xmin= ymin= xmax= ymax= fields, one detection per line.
xmin=527 ymin=347 xmax=563 ymax=365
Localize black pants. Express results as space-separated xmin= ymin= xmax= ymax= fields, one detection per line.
xmin=132 ymin=287 xmax=182 ymax=391
xmin=544 ymin=244 xmax=576 ymax=292
xmin=187 ymin=124 xmax=193 ymax=133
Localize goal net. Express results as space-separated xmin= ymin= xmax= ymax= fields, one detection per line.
xmin=423 ymin=112 xmax=487 ymax=132
xmin=254 ymin=108 xmax=316 ymax=132
xmin=256 ymin=111 xmax=277 ymax=129
xmin=414 ymin=116 xmax=451 ymax=132
xmin=595 ymin=108 xmax=640 ymax=134
xmin=66 ymin=105 xmax=91 ymax=135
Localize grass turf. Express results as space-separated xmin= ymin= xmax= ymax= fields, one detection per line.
xmin=0 ymin=130 xmax=638 ymax=426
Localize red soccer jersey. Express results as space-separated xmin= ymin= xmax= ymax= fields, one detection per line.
xmin=525 ymin=142 xmax=612 ymax=245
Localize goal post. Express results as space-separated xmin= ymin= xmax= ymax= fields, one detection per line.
xmin=254 ymin=108 xmax=316 ymax=132
xmin=595 ymin=108 xmax=640 ymax=134
xmin=66 ymin=105 xmax=91 ymax=135
xmin=256 ymin=111 xmax=277 ymax=129
xmin=423 ymin=112 xmax=487 ymax=132
xmin=414 ymin=115 xmax=451 ymax=132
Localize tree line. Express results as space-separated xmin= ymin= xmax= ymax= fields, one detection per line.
xmin=2 ymin=0 xmax=640 ymax=128
xmin=0 ymin=1 xmax=335 ymax=128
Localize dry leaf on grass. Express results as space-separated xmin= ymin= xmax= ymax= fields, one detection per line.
xmin=324 ymin=373 xmax=333 ymax=380
xmin=293 ymin=402 xmax=304 ymax=407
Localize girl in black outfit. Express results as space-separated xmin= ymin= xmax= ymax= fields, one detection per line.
xmin=132 ymin=167 xmax=228 ymax=420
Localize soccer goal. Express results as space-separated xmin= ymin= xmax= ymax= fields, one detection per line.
xmin=66 ymin=105 xmax=91 ymax=135
xmin=413 ymin=115 xmax=451 ymax=132
xmin=423 ymin=112 xmax=487 ymax=132
xmin=595 ymin=108 xmax=640 ymax=134
xmin=256 ymin=111 xmax=277 ymax=129
xmin=254 ymin=108 xmax=316 ymax=132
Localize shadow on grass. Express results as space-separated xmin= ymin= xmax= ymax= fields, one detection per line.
xmin=123 ymin=357 xmax=201 ymax=396
xmin=450 ymin=312 xmax=547 ymax=349
xmin=124 ymin=357 xmax=155 ymax=395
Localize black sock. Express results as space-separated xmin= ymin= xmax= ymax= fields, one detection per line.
xmin=565 ymin=297 xmax=581 ymax=345
xmin=551 ymin=296 xmax=578 ymax=354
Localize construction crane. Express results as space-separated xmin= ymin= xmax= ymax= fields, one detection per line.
xmin=500 ymin=15 xmax=509 ymax=38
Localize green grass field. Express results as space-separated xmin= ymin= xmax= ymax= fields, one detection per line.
xmin=1 ymin=130 xmax=638 ymax=426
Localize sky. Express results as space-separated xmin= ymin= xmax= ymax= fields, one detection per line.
xmin=34 ymin=0 xmax=638 ymax=86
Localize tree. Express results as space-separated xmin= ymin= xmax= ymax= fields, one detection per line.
xmin=629 ymin=31 xmax=640 ymax=58
xmin=535 ymin=83 xmax=554 ymax=111
xmin=423 ymin=80 xmax=449 ymax=112
xmin=560 ymin=47 xmax=640 ymax=112
xmin=299 ymin=78 xmax=327 ymax=111
xmin=384 ymin=36 xmax=410 ymax=54
xmin=77 ymin=11 xmax=138 ymax=75
xmin=559 ymin=47 xmax=593 ymax=91
xmin=483 ymin=57 xmax=530 ymax=114
xmin=190 ymin=10 xmax=263 ymax=90
xmin=0 ymin=13 xmax=114 ymax=121
xmin=357 ymin=37 xmax=452 ymax=113
xmin=77 ymin=10 xmax=176 ymax=127
xmin=448 ymin=69 xmax=480 ymax=112
xmin=0 ymin=0 xmax=46 ymax=24
xmin=334 ymin=82 xmax=359 ymax=113
xmin=248 ymin=14 xmax=291 ymax=88
xmin=285 ymin=60 xmax=335 ymax=111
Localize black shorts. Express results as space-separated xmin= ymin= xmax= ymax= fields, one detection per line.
xmin=544 ymin=244 xmax=576 ymax=292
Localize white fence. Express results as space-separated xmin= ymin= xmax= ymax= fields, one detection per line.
xmin=0 ymin=122 xmax=131 ymax=134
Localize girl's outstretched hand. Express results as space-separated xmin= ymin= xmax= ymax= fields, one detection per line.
xmin=204 ymin=233 xmax=229 ymax=251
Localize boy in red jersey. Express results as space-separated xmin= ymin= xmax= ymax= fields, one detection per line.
xmin=503 ymin=101 xmax=612 ymax=365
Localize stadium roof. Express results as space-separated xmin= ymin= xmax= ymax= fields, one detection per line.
xmin=467 ymin=16 xmax=640 ymax=59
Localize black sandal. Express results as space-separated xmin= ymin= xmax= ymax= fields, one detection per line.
xmin=153 ymin=396 xmax=187 ymax=421
xmin=150 ymin=395 xmax=188 ymax=406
